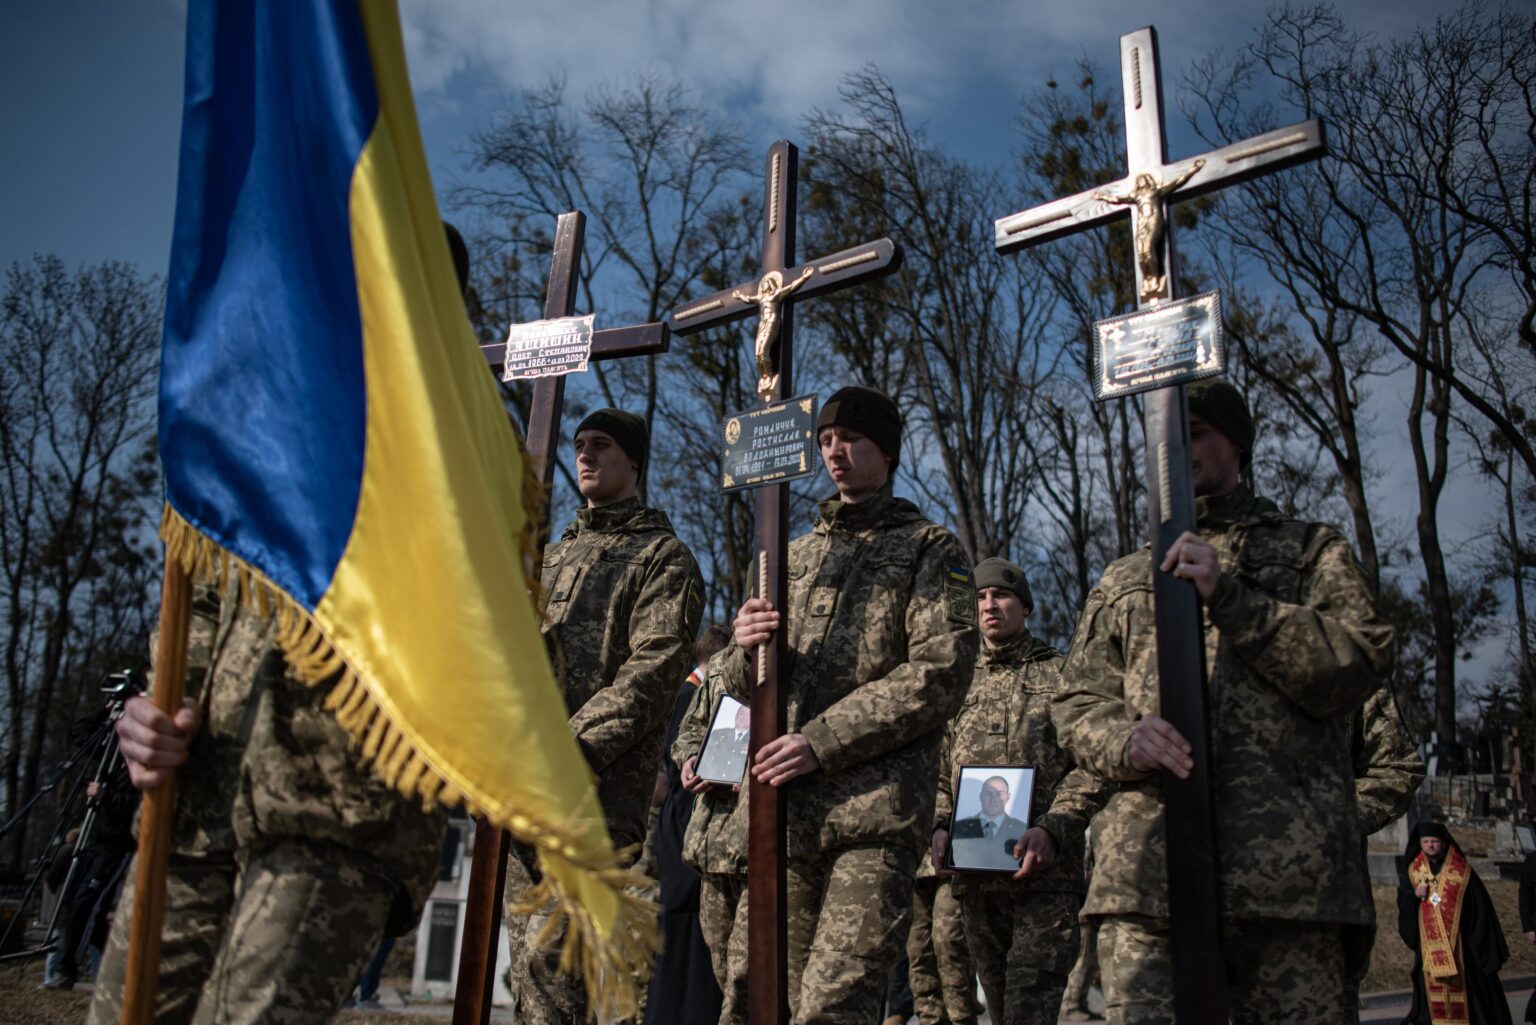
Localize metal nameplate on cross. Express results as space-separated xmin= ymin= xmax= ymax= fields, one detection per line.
xmin=990 ymin=26 xmax=1325 ymax=1025
xmin=666 ymin=139 xmax=902 ymax=1025
xmin=454 ymin=210 xmax=670 ymax=1025
xmin=720 ymin=395 xmax=819 ymax=493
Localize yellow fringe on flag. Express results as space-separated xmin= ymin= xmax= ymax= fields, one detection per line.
xmin=159 ymin=505 xmax=659 ymax=1020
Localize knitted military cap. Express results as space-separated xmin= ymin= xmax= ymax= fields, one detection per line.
xmin=973 ymin=557 xmax=1033 ymax=609
xmin=574 ymin=408 xmax=649 ymax=473
xmin=1187 ymin=378 xmax=1255 ymax=469
xmin=815 ymin=386 xmax=902 ymax=466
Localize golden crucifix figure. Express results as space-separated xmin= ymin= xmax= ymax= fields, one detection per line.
xmin=1094 ymin=158 xmax=1204 ymax=303
xmin=734 ymin=266 xmax=815 ymax=400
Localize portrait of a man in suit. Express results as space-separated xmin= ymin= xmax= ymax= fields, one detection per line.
xmin=950 ymin=772 xmax=1031 ymax=871
xmin=697 ymin=696 xmax=751 ymax=784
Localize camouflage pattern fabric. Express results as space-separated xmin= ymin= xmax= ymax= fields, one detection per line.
xmin=786 ymin=844 xmax=919 ymax=1025
xmin=713 ymin=484 xmax=976 ymax=1024
xmin=672 ymin=660 xmax=748 ymax=877
xmin=960 ymin=889 xmax=1078 ymax=1025
xmin=89 ymin=842 xmax=393 ymax=1025
xmin=88 ymin=855 xmax=236 ymax=1025
xmin=91 ymin=583 xmax=447 ymax=1025
xmin=714 ymin=484 xmax=978 ymax=858
xmin=1052 ymin=485 xmax=1394 ymax=926
xmin=1060 ymin=913 xmax=1099 ymax=1018
xmin=1351 ymin=684 xmax=1424 ymax=837
xmin=507 ymin=497 xmax=702 ymax=1023
xmin=936 ymin=631 xmax=1112 ymax=900
xmin=699 ymin=871 xmax=748 ymax=1025
xmin=1096 ymin=914 xmax=1350 ymax=1025
xmin=907 ymin=875 xmax=979 ymax=1025
xmin=541 ymin=496 xmax=704 ymax=851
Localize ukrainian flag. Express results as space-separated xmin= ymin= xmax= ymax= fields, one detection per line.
xmin=158 ymin=1 xmax=649 ymax=1009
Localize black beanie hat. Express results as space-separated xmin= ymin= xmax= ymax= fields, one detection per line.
xmin=1187 ymin=378 xmax=1255 ymax=470
xmin=973 ymin=557 xmax=1033 ymax=610
xmin=575 ymin=408 xmax=649 ymax=473
xmin=815 ymin=386 xmax=902 ymax=467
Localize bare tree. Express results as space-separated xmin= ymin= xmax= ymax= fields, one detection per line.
xmin=0 ymin=256 xmax=161 ymax=870
xmin=1184 ymin=2 xmax=1531 ymax=737
xmin=799 ymin=67 xmax=1055 ymax=570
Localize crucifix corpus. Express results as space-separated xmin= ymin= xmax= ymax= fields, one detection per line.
xmin=452 ymin=210 xmax=670 ymax=1025
xmin=992 ymin=26 xmax=1325 ymax=1024
xmin=666 ymin=139 xmax=902 ymax=1025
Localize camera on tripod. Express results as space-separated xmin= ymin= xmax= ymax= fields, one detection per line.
xmin=99 ymin=669 xmax=143 ymax=703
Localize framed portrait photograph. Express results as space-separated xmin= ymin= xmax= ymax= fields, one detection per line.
xmin=946 ymin=765 xmax=1037 ymax=873
xmin=695 ymin=694 xmax=751 ymax=785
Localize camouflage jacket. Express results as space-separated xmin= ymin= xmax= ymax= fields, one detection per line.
xmin=1352 ymin=685 xmax=1423 ymax=837
xmin=1052 ymin=486 xmax=1395 ymax=925
xmin=542 ymin=497 xmax=704 ymax=849
xmin=935 ymin=631 xmax=1113 ymax=896
xmin=718 ymin=485 xmax=978 ymax=858
xmin=157 ymin=581 xmax=447 ymax=934
xmin=673 ymin=656 xmax=748 ymax=876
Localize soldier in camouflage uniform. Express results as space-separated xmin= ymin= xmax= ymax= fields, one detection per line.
xmin=675 ymin=656 xmax=750 ymax=1025
xmin=727 ymin=386 xmax=978 ymax=1025
xmin=92 ymin=581 xmax=449 ymax=1025
xmin=1051 ymin=379 xmax=1396 ymax=1025
xmin=1344 ymin=687 xmax=1424 ymax=1019
xmin=90 ymin=224 xmax=473 ymax=1025
xmin=931 ymin=558 xmax=1111 ymax=1025
xmin=506 ymin=407 xmax=705 ymax=1024
xmin=906 ymin=855 xmax=979 ymax=1024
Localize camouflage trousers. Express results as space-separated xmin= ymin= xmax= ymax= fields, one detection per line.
xmin=787 ymin=844 xmax=918 ymax=1025
xmin=907 ymin=876 xmax=979 ymax=1025
xmin=1060 ymin=909 xmax=1099 ymax=1016
xmin=88 ymin=843 xmax=391 ymax=1025
xmin=698 ymin=871 xmax=747 ymax=1025
xmin=505 ymin=843 xmax=649 ymax=1025
xmin=1097 ymin=914 xmax=1350 ymax=1025
xmin=959 ymin=889 xmax=1078 ymax=1025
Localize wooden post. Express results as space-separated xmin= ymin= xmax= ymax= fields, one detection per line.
xmin=666 ymin=139 xmax=902 ymax=1025
xmin=452 ymin=211 xmax=670 ymax=1025
xmin=120 ymin=551 xmax=193 ymax=1025
xmin=990 ymin=26 xmax=1326 ymax=1023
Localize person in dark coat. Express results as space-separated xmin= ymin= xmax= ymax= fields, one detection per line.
xmin=642 ymin=631 xmax=728 ymax=1025
xmin=1397 ymin=822 xmax=1510 ymax=1025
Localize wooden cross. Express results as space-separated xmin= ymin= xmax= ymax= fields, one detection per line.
xmin=451 ymin=210 xmax=670 ymax=1025
xmin=991 ymin=27 xmax=1324 ymax=1025
xmin=665 ymin=139 xmax=901 ymax=1025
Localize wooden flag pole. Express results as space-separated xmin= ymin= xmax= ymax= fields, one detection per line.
xmin=120 ymin=549 xmax=194 ymax=1025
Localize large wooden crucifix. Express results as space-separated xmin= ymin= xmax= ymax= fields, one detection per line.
xmin=452 ymin=210 xmax=670 ymax=1025
xmin=992 ymin=26 xmax=1325 ymax=1025
xmin=666 ymin=139 xmax=901 ymax=1025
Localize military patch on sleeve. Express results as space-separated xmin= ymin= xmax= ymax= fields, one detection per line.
xmin=945 ymin=565 xmax=977 ymax=626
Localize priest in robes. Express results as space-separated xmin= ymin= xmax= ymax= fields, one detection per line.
xmin=1397 ymin=822 xmax=1511 ymax=1025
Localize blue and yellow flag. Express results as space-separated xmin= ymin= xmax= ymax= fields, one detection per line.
xmin=159 ymin=1 xmax=651 ymax=1010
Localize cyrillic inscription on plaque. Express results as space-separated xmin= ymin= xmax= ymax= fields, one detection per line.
xmin=1092 ymin=290 xmax=1224 ymax=400
xmin=500 ymin=314 xmax=596 ymax=381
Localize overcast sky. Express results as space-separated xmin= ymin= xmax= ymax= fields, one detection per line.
xmin=0 ymin=0 xmax=1514 ymax=694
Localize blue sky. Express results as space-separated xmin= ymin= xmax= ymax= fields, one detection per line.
xmin=1 ymin=0 xmax=1463 ymax=275
xmin=0 ymin=0 xmax=1513 ymax=695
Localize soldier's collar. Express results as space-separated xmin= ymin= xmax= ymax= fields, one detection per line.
xmin=576 ymin=495 xmax=646 ymax=532
xmin=817 ymin=481 xmax=896 ymax=530
xmin=980 ymin=629 xmax=1033 ymax=664
xmin=1194 ymin=484 xmax=1279 ymax=528
xmin=981 ymin=630 xmax=1056 ymax=665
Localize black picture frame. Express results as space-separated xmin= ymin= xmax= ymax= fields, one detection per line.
xmin=945 ymin=764 xmax=1037 ymax=873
